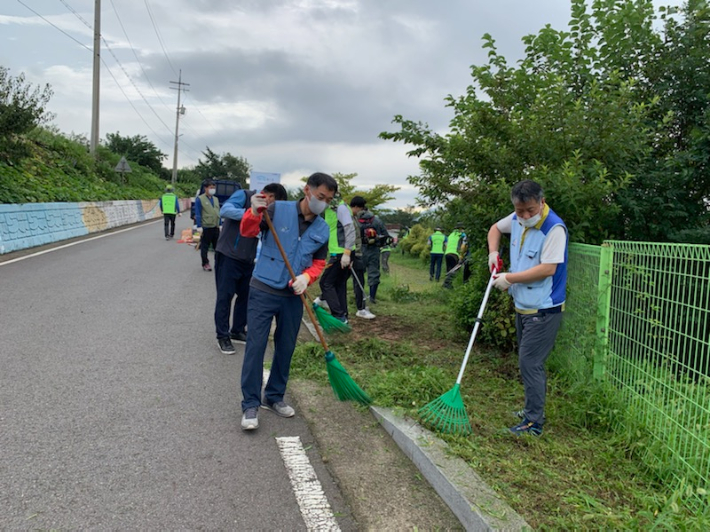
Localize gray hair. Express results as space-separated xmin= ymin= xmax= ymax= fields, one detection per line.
xmin=511 ymin=180 xmax=544 ymax=204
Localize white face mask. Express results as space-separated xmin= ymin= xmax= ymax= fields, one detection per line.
xmin=308 ymin=192 xmax=327 ymax=215
xmin=207 ymin=188 xmax=216 ymax=196
xmin=519 ymin=213 xmax=542 ymax=228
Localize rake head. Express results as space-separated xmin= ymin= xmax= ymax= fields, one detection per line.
xmin=325 ymin=351 xmax=372 ymax=405
xmin=314 ymin=304 xmax=352 ymax=334
xmin=418 ymin=383 xmax=472 ymax=435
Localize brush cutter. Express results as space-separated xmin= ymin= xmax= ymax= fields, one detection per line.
xmin=350 ymin=263 xmax=370 ymax=303
xmin=419 ymin=268 xmax=498 ymax=435
xmin=262 ymin=210 xmax=371 ymax=405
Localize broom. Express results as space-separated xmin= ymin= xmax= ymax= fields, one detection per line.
xmin=305 ymin=291 xmax=351 ymax=334
xmin=419 ymin=269 xmax=498 ymax=435
xmin=262 ymin=210 xmax=371 ymax=404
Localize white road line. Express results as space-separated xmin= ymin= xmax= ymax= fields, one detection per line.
xmin=0 ymin=220 xmax=161 ymax=267
xmin=276 ymin=436 xmax=341 ymax=532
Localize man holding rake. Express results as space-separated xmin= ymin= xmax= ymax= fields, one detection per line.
xmin=487 ymin=179 xmax=568 ymax=436
xmin=238 ymin=172 xmax=336 ymax=431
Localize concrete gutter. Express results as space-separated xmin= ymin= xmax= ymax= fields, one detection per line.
xmin=371 ymin=407 xmax=530 ymax=531
xmin=300 ymin=317 xmax=530 ymax=531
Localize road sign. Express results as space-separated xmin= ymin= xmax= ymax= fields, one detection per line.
xmin=114 ymin=157 xmax=132 ymax=173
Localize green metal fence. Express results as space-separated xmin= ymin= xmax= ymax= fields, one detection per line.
xmin=561 ymin=241 xmax=710 ymax=492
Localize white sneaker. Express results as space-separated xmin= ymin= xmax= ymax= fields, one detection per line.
xmin=241 ymin=407 xmax=259 ymax=430
xmin=356 ymin=309 xmax=376 ymax=320
xmin=313 ymin=297 xmax=330 ymax=310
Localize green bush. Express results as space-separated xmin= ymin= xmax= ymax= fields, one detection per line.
xmin=449 ymin=248 xmax=516 ymax=351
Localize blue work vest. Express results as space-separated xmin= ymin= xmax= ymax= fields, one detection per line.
xmin=509 ymin=208 xmax=568 ymax=311
xmin=253 ymin=201 xmax=329 ymax=289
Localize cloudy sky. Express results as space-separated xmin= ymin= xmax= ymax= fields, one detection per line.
xmin=0 ymin=0 xmax=679 ymax=208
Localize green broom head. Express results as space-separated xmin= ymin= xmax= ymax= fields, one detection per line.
xmin=313 ymin=304 xmax=352 ymax=334
xmin=324 ymin=350 xmax=372 ymax=405
xmin=418 ymin=383 xmax=472 ymax=435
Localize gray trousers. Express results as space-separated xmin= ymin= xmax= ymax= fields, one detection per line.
xmin=516 ymin=311 xmax=563 ymax=424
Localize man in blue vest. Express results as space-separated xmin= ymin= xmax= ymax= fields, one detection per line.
xmin=238 ymin=172 xmax=336 ymax=431
xmin=158 ymin=185 xmax=180 ymax=240
xmin=214 ymin=182 xmax=288 ymax=355
xmin=487 ymin=179 xmax=567 ymax=436
xmin=195 ymin=179 xmax=221 ymax=272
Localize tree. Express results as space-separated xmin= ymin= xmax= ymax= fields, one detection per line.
xmin=380 ymin=0 xmax=710 ymax=245
xmin=301 ymin=172 xmax=400 ymax=211
xmin=195 ymin=147 xmax=250 ymax=187
xmin=104 ymin=132 xmax=167 ymax=176
xmin=0 ymin=66 xmax=54 ymax=163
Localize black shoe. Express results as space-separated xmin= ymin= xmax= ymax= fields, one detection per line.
xmin=230 ymin=331 xmax=247 ymax=344
xmin=218 ymin=337 xmax=236 ymax=355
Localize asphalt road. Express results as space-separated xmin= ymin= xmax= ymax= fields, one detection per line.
xmin=0 ymin=219 xmax=355 ymax=530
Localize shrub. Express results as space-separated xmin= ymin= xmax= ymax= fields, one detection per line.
xmin=449 ymin=248 xmax=516 ymax=351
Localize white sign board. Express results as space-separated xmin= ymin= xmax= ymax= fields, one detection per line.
xmin=249 ymin=171 xmax=281 ymax=192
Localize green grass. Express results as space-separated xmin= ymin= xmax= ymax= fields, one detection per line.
xmin=292 ymin=252 xmax=710 ymax=529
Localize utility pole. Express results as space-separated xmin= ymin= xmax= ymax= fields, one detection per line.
xmin=89 ymin=0 xmax=101 ymax=156
xmin=170 ymin=70 xmax=189 ymax=186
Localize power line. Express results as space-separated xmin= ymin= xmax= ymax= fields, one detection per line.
xmin=16 ymin=0 xmax=91 ymax=52
xmin=144 ymin=0 xmax=177 ymax=77
xmin=16 ymin=0 xmax=203 ymax=161
xmin=108 ymin=0 xmax=173 ymax=114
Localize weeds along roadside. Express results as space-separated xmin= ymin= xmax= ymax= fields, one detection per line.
xmin=291 ymin=252 xmax=710 ymax=529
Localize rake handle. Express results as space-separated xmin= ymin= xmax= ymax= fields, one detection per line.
xmin=262 ymin=209 xmax=330 ymax=352
xmin=455 ymin=270 xmax=497 ymax=385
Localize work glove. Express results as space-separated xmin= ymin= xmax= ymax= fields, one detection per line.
xmin=492 ymin=272 xmax=512 ymax=291
xmin=289 ymin=273 xmax=310 ymax=295
xmin=178 ymin=213 xmax=182 ymax=217
xmin=250 ymin=193 xmax=268 ymax=215
xmin=340 ymin=252 xmax=351 ymax=269
xmin=197 ymin=227 xmax=204 ymax=234
xmin=488 ymin=251 xmax=503 ymax=273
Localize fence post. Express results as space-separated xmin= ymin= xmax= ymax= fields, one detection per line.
xmin=594 ymin=242 xmax=614 ymax=380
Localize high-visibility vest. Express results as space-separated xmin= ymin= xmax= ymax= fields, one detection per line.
xmin=429 ymin=231 xmax=446 ymax=254
xmin=325 ymin=201 xmax=349 ymax=255
xmin=161 ymin=193 xmax=177 ymax=215
xmin=446 ymin=231 xmax=463 ymax=255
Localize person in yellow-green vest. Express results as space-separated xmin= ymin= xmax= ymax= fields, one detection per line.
xmin=445 ymin=222 xmax=467 ymax=273
xmin=195 ymin=179 xmax=221 ymax=272
xmin=317 ymin=196 xmax=356 ymax=323
xmin=159 ymin=184 xmax=181 ymax=240
xmin=428 ymin=228 xmax=447 ymax=281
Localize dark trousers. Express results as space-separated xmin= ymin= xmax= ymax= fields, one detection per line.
xmin=200 ymin=226 xmax=220 ymax=266
xmin=430 ymin=253 xmax=444 ymax=280
xmin=445 ymin=253 xmax=459 ymax=273
xmin=381 ymin=251 xmax=391 ymax=273
xmin=352 ymin=254 xmax=366 ymax=311
xmin=516 ymin=311 xmax=564 ymax=424
xmin=241 ymin=287 xmax=303 ymax=411
xmin=319 ymin=255 xmax=351 ymax=319
xmin=362 ymin=246 xmax=381 ymax=288
xmin=163 ymin=214 xmax=176 ymax=237
xmin=214 ymin=252 xmax=253 ymax=339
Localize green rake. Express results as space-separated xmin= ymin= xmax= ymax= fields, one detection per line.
xmin=262 ymin=210 xmax=370 ymax=405
xmin=419 ymin=270 xmax=497 ymax=435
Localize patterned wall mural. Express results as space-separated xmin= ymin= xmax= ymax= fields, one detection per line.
xmin=0 ymin=199 xmax=190 ymax=255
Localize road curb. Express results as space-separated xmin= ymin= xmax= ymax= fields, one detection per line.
xmin=370 ymin=406 xmax=530 ymax=531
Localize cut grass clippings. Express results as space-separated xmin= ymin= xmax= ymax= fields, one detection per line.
xmin=292 ymin=252 xmax=710 ymax=530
